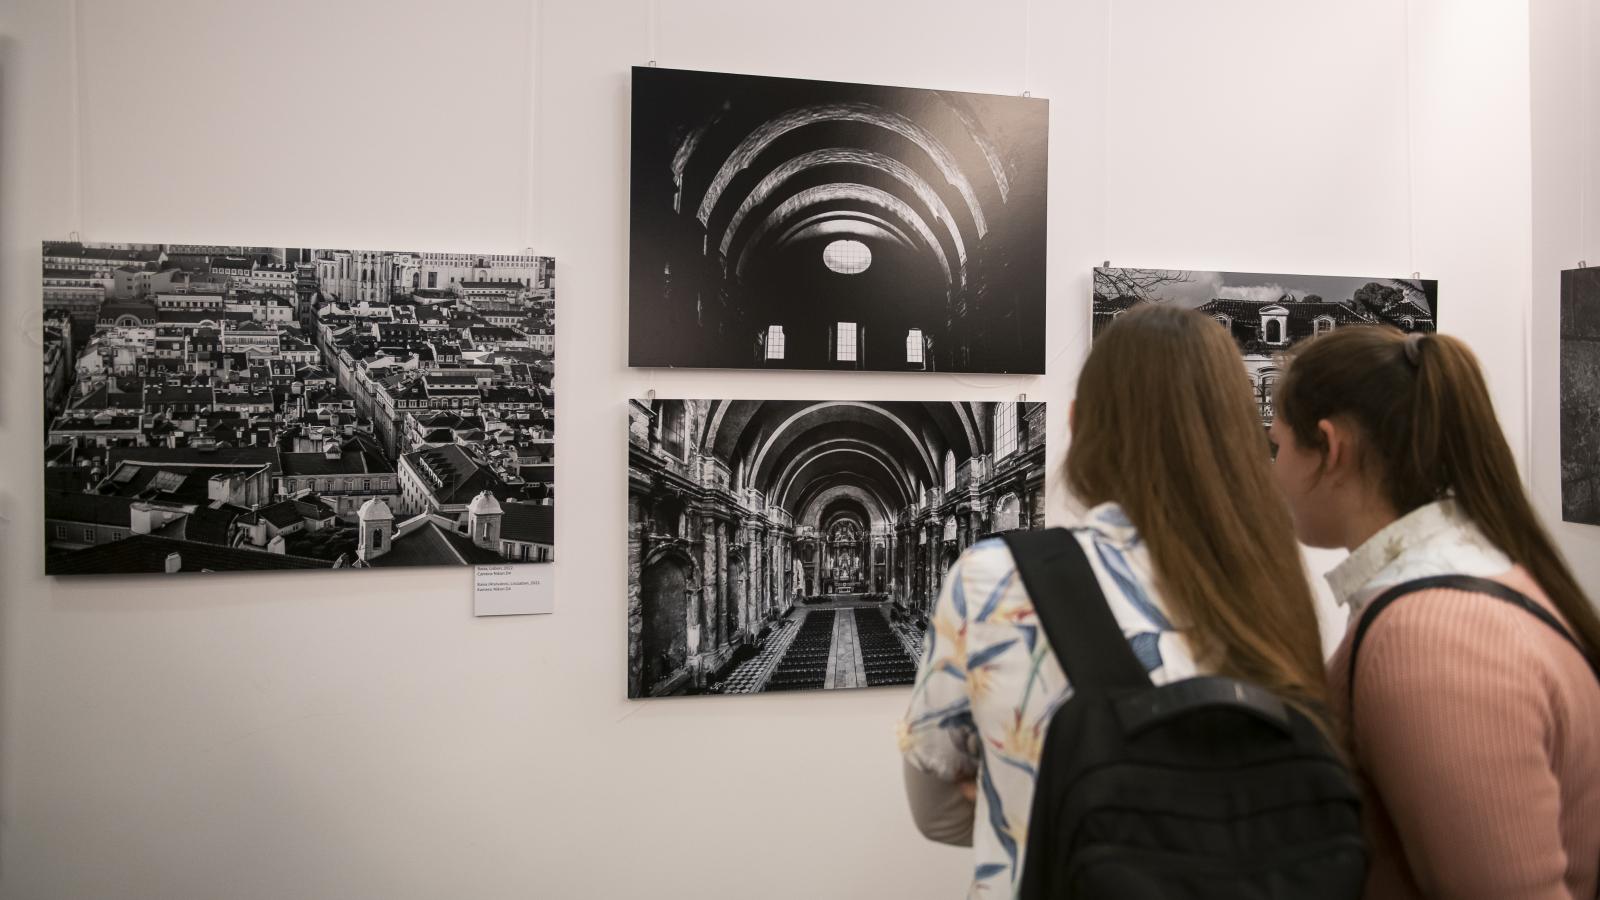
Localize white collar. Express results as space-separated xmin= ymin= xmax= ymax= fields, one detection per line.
xmin=1325 ymin=499 xmax=1512 ymax=620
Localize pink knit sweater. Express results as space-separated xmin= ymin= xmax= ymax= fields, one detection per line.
xmin=1328 ymin=566 xmax=1600 ymax=899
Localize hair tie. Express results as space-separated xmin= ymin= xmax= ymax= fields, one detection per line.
xmin=1403 ymin=332 xmax=1426 ymax=366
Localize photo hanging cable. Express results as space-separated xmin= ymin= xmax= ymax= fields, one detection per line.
xmin=647 ymin=0 xmax=660 ymax=67
xmin=1402 ymin=0 xmax=1417 ymax=277
xmin=21 ymin=0 xmax=91 ymax=351
xmin=1021 ymin=0 xmax=1032 ymax=97
xmin=523 ymin=0 xmax=543 ymax=250
xmin=1584 ymin=0 xmax=1594 ymax=266
xmin=68 ymin=0 xmax=88 ymax=241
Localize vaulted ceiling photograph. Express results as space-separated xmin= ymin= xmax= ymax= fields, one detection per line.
xmin=629 ymin=67 xmax=1049 ymax=374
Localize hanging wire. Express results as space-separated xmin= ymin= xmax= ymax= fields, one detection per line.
xmin=1022 ymin=0 xmax=1032 ymax=97
xmin=647 ymin=0 xmax=660 ymax=67
xmin=523 ymin=0 xmax=543 ymax=249
xmin=1584 ymin=0 xmax=1594 ymax=262
xmin=1402 ymin=0 xmax=1417 ymax=276
xmin=67 ymin=0 xmax=88 ymax=239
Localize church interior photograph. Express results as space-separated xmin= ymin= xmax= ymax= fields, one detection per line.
xmin=627 ymin=398 xmax=1047 ymax=698
xmin=628 ymin=67 xmax=1049 ymax=374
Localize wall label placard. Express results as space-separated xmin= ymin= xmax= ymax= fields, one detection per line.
xmin=474 ymin=565 xmax=555 ymax=617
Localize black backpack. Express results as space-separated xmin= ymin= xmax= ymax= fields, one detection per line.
xmin=1003 ymin=528 xmax=1366 ymax=900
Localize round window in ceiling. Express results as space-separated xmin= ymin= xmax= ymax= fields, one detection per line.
xmin=822 ymin=239 xmax=872 ymax=275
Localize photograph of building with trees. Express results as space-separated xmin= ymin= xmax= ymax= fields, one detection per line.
xmin=1093 ymin=268 xmax=1439 ymax=424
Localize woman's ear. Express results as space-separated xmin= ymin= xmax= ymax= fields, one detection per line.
xmin=1318 ymin=417 xmax=1352 ymax=480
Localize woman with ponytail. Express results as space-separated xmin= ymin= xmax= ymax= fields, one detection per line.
xmin=1272 ymin=326 xmax=1600 ymax=899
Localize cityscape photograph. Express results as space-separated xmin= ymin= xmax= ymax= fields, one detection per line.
xmin=41 ymin=242 xmax=556 ymax=575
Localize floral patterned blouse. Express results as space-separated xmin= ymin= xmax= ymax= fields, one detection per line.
xmin=898 ymin=503 xmax=1199 ymax=898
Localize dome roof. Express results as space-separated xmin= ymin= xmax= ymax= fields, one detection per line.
xmin=357 ymin=498 xmax=393 ymax=521
xmin=468 ymin=490 xmax=503 ymax=516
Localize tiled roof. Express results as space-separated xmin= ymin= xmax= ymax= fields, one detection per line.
xmin=151 ymin=505 xmax=245 ymax=545
xmin=459 ymin=280 xmax=526 ymax=290
xmin=501 ymin=502 xmax=553 ymax=545
xmin=108 ymin=446 xmax=281 ymax=472
xmin=144 ymin=385 xmax=215 ymax=404
xmin=52 ymin=414 xmax=143 ymax=431
xmin=158 ymin=309 xmax=222 ymax=324
xmin=46 ymin=535 xmax=333 ymax=575
xmin=367 ymin=520 xmax=502 ymax=567
xmin=280 ymin=445 xmax=394 ymax=476
xmin=43 ymin=243 xmax=161 ymax=264
xmin=468 ymin=326 xmax=525 ymax=341
xmin=402 ymin=444 xmax=501 ymax=505
xmin=45 ymin=491 xmax=133 ymax=527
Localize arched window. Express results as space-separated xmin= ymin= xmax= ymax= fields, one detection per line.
xmin=943 ymin=451 xmax=956 ymax=493
xmin=994 ymin=402 xmax=1018 ymax=459
xmin=1313 ymin=316 xmax=1335 ymax=336
xmin=1257 ymin=370 xmax=1279 ymax=422
xmin=657 ymin=401 xmax=686 ymax=459
xmin=1264 ymin=319 xmax=1282 ymax=343
xmin=906 ymin=329 xmax=925 ymax=367
xmin=764 ymin=325 xmax=785 ymax=360
xmin=1398 ymin=316 xmax=1415 ymax=329
xmin=994 ymin=494 xmax=1021 ymax=532
xmin=1214 ymin=314 xmax=1232 ymax=329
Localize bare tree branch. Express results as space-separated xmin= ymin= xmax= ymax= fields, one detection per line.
xmin=1093 ymin=268 xmax=1193 ymax=302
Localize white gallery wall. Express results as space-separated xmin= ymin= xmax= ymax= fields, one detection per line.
xmin=0 ymin=1 xmax=1557 ymax=898
xmin=1532 ymin=0 xmax=1600 ymax=592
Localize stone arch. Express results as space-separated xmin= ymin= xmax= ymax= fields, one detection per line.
xmin=993 ymin=493 xmax=1022 ymax=532
xmin=640 ymin=547 xmax=697 ymax=692
xmin=734 ymin=183 xmax=956 ymax=288
xmin=694 ymin=101 xmax=992 ymax=240
xmin=717 ymin=148 xmax=972 ymax=264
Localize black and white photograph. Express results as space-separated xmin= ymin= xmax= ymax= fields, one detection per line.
xmin=627 ymin=399 xmax=1047 ymax=699
xmin=1093 ymin=268 xmax=1440 ymax=424
xmin=41 ymin=242 xmax=556 ymax=575
xmin=1561 ymin=266 xmax=1600 ymax=526
xmin=629 ymin=67 xmax=1049 ymax=374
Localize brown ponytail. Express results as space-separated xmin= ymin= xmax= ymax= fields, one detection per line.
xmin=1278 ymin=327 xmax=1600 ymax=657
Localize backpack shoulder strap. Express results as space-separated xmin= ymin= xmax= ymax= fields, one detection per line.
xmin=1002 ymin=528 xmax=1151 ymax=691
xmin=1348 ymin=573 xmax=1600 ymax=711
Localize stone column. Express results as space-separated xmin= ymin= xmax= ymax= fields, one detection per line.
xmin=626 ymin=494 xmax=644 ymax=697
xmin=747 ymin=527 xmax=760 ymax=638
xmin=715 ymin=519 xmax=729 ymax=648
xmin=700 ymin=514 xmax=717 ymax=655
xmin=768 ymin=531 xmax=780 ymax=614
